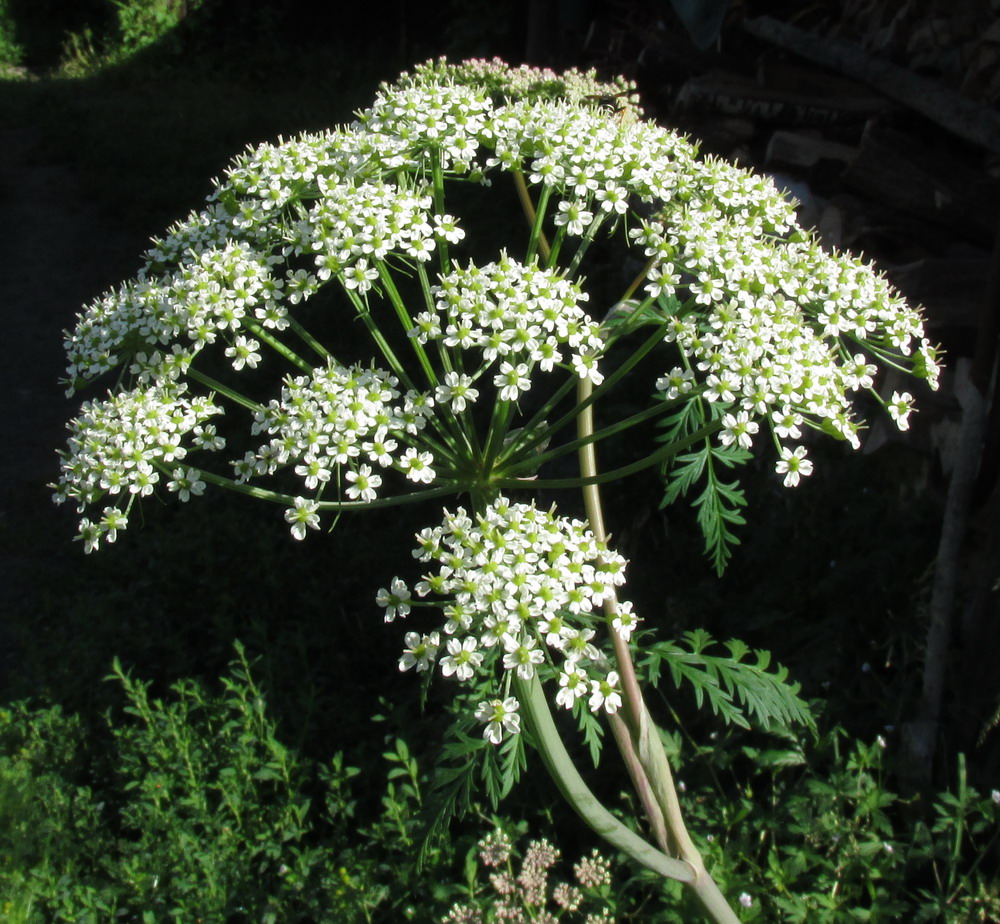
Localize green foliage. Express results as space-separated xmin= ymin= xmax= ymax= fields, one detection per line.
xmin=0 ymin=703 xmax=108 ymax=924
xmin=0 ymin=0 xmax=23 ymax=70
xmin=649 ymin=729 xmax=1000 ymax=924
xmin=640 ymin=629 xmax=815 ymax=733
xmin=658 ymin=394 xmax=750 ymax=575
xmin=110 ymin=0 xmax=203 ymax=56
xmin=56 ymin=0 xmax=207 ymax=75
xmin=0 ymin=646 xmax=467 ymax=923
xmin=420 ymin=703 xmax=528 ymax=867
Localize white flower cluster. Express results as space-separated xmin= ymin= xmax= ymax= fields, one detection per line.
xmin=289 ymin=179 xmax=460 ymax=286
xmin=400 ymin=56 xmax=641 ymax=117
xmin=634 ymin=169 xmax=939 ymax=477
xmin=240 ymin=361 xmax=437 ymax=512
xmin=379 ymin=498 xmax=637 ymax=741
xmin=65 ymin=240 xmax=285 ymax=391
xmin=358 ymin=80 xmax=492 ymax=174
xmin=57 ymin=56 xmax=939 ymax=556
xmin=53 ymin=384 xmax=224 ymax=551
xmin=411 ymin=255 xmax=604 ymax=400
xmin=144 ymin=203 xmax=247 ymax=266
xmin=213 ymin=129 xmax=357 ymax=215
xmin=487 ymin=98 xmax=693 ymax=206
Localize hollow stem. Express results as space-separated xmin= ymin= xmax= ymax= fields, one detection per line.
xmin=341 ymin=285 xmax=416 ymax=392
xmin=187 ymin=368 xmax=263 ymax=414
xmin=191 ymin=466 xmax=459 ymax=510
xmin=513 ymin=672 xmax=694 ymax=884
xmin=286 ymin=315 xmax=334 ymax=362
xmin=573 ymin=377 xmax=740 ymax=924
xmin=431 ymin=154 xmax=451 ymax=277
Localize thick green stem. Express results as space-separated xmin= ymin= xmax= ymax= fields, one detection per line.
xmin=341 ymin=285 xmax=416 ymax=392
xmin=565 ymin=210 xmax=609 ymax=279
xmin=607 ymin=710 xmax=670 ymax=853
xmin=635 ymin=701 xmax=741 ymax=924
xmin=431 ymin=155 xmax=451 ymax=278
xmin=191 ymin=467 xmax=458 ymax=510
xmin=575 ymin=378 xmax=645 ymax=734
xmin=286 ymin=315 xmax=334 ymax=362
xmin=574 ymin=380 xmax=740 ymax=924
xmin=513 ymin=672 xmax=694 ymax=884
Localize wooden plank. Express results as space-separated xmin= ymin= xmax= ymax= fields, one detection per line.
xmin=744 ymin=15 xmax=1000 ymax=153
xmin=674 ymin=71 xmax=890 ymax=125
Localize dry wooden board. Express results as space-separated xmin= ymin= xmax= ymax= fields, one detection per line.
xmin=675 ymin=70 xmax=891 ymax=124
xmin=744 ymin=14 xmax=1000 ymax=153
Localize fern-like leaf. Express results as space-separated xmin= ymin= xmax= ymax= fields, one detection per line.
xmin=661 ymin=440 xmax=750 ymax=575
xmin=640 ymin=629 xmax=815 ymax=733
xmin=572 ymin=699 xmax=606 ymax=768
xmin=656 ymin=385 xmax=751 ymax=574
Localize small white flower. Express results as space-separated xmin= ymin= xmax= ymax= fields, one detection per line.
xmin=555 ymin=665 xmax=588 ymax=709
xmin=501 ymin=632 xmax=545 ymax=680
xmin=440 ymin=637 xmax=483 ymax=681
xmin=475 ymin=697 xmax=521 ymax=744
xmin=99 ymin=507 xmax=128 ymax=544
xmin=571 ymin=351 xmax=604 ymax=385
xmin=494 ymin=361 xmax=531 ymax=401
xmin=771 ymin=407 xmax=803 ymax=440
xmin=342 ymin=258 xmax=379 ymax=293
xmin=398 ymin=631 xmax=440 ymax=672
xmin=739 ymin=893 xmax=753 ymax=909
xmin=775 ymin=446 xmax=813 ymax=487
xmin=167 ymin=467 xmax=206 ymax=503
xmin=434 ymin=371 xmax=479 ymax=412
xmin=376 ymin=577 xmax=411 ymax=621
xmin=612 ymin=601 xmax=640 ymax=641
xmin=656 ymin=367 xmax=694 ymax=400
xmin=345 ymin=463 xmax=382 ymax=502
xmin=563 ymin=627 xmax=600 ymax=663
xmin=719 ymin=410 xmax=759 ymax=451
xmin=589 ymin=671 xmax=622 ymax=714
xmin=553 ymin=199 xmax=593 ymax=236
xmin=887 ymin=391 xmax=914 ymax=431
xmin=224 ymin=335 xmax=261 ymax=371
xmin=433 ymin=213 xmax=465 ymax=244
xmin=295 ymin=454 xmax=331 ymax=490
xmin=398 ymin=447 xmax=436 ymax=484
xmin=284 ymin=496 xmax=320 ymax=540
